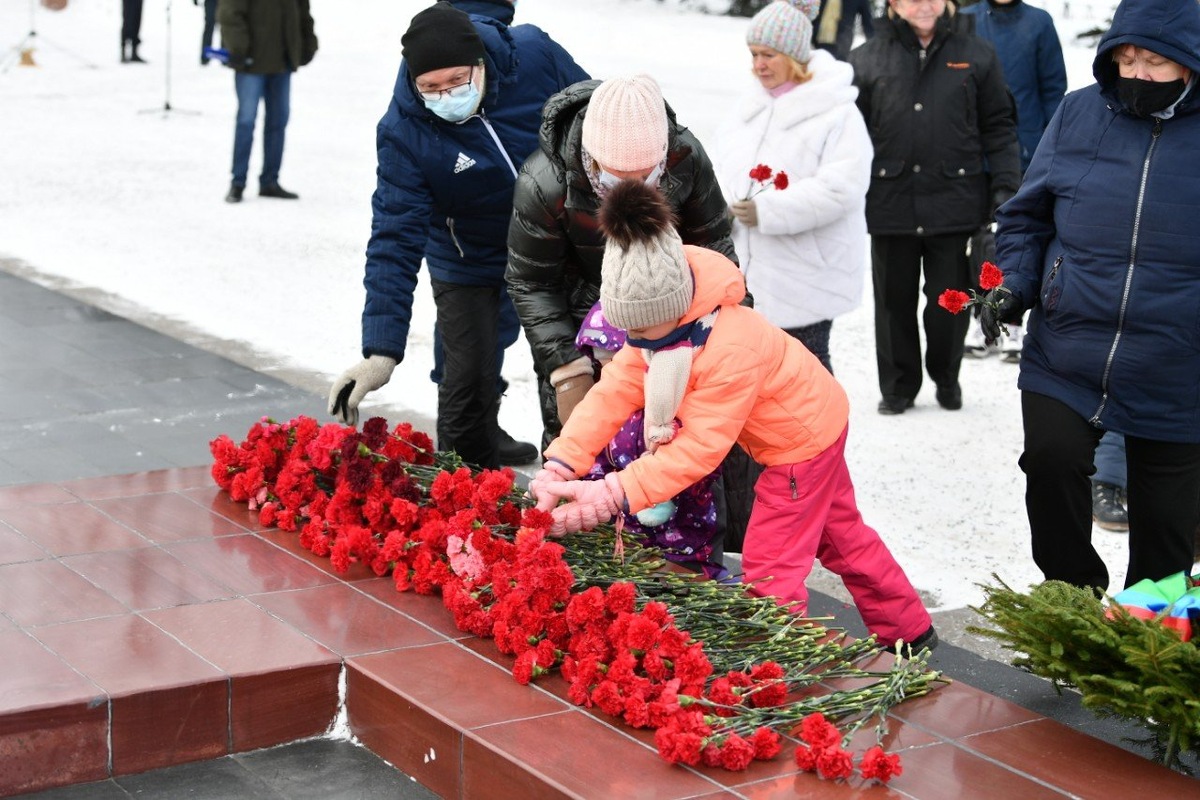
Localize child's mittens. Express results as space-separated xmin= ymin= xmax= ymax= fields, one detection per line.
xmin=635 ymin=499 xmax=676 ymax=527
xmin=545 ymin=475 xmax=626 ymax=534
xmin=529 ymin=460 xmax=575 ymax=511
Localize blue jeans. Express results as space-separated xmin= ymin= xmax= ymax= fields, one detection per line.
xmin=1093 ymin=431 xmax=1127 ymax=489
xmin=231 ymin=71 xmax=291 ymax=188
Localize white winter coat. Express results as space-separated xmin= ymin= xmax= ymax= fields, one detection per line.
xmin=712 ymin=50 xmax=873 ymax=329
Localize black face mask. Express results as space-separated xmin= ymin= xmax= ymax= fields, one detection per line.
xmin=1116 ymin=77 xmax=1187 ymax=117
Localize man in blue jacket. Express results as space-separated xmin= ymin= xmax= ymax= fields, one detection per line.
xmin=328 ymin=2 xmax=588 ymax=469
xmin=984 ymin=0 xmax=1200 ymax=590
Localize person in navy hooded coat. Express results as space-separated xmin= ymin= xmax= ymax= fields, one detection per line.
xmin=984 ymin=0 xmax=1200 ymax=591
xmin=328 ymin=2 xmax=588 ymax=469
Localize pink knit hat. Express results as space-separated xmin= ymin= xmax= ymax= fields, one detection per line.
xmin=582 ymin=74 xmax=669 ymax=173
xmin=747 ymin=0 xmax=819 ymax=64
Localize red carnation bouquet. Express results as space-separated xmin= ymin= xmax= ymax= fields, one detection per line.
xmin=937 ymin=261 xmax=1007 ymax=333
xmin=742 ymin=163 xmax=789 ymax=200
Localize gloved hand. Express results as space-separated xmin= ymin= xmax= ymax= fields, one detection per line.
xmin=989 ymin=189 xmax=1016 ymax=221
xmin=730 ymin=199 xmax=758 ymax=228
xmin=528 ymin=459 xmax=574 ymax=506
xmin=550 ymin=356 xmax=596 ymax=426
xmin=328 ymin=355 xmax=398 ymax=426
xmin=979 ymin=287 xmax=1022 ymax=345
xmin=540 ymin=474 xmax=625 ymax=535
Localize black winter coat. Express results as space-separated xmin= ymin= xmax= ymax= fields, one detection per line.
xmin=848 ymin=12 xmax=1020 ymax=236
xmin=506 ymin=80 xmax=736 ymax=398
xmin=217 ymin=0 xmax=317 ymax=74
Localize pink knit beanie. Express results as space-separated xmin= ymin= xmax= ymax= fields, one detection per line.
xmin=747 ymin=0 xmax=820 ymax=64
xmin=582 ymin=74 xmax=669 ymax=173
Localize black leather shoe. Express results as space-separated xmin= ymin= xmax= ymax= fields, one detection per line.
xmin=877 ymin=396 xmax=914 ymax=415
xmin=225 ymin=184 xmax=244 ymax=204
xmin=935 ymin=382 xmax=962 ymax=410
xmin=1091 ymin=481 xmax=1128 ymax=532
xmin=497 ymin=428 xmax=538 ymax=466
xmin=260 ymin=183 xmax=299 ymax=199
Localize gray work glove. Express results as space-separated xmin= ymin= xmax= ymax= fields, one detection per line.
xmin=328 ymin=355 xmax=397 ymax=426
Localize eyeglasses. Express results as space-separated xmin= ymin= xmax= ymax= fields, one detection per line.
xmin=417 ymin=67 xmax=476 ymax=103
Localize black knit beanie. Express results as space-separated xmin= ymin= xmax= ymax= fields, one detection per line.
xmin=401 ymin=2 xmax=486 ymax=78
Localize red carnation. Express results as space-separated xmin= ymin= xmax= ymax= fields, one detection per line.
xmin=817 ymin=746 xmax=854 ymax=780
xmin=859 ymin=745 xmax=903 ymax=783
xmin=937 ymin=289 xmax=971 ymax=315
xmin=748 ymin=164 xmax=773 ymax=182
xmin=979 ymin=260 xmax=1004 ymax=291
xmin=719 ymin=734 xmax=757 ymax=771
xmin=773 ymin=171 xmax=789 ymax=191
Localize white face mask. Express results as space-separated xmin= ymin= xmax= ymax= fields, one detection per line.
xmin=597 ymin=161 xmax=665 ymax=192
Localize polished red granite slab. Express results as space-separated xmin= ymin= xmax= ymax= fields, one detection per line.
xmin=0 ymin=467 xmax=1194 ymax=798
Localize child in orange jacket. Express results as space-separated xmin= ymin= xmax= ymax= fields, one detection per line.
xmin=531 ymin=179 xmax=934 ymax=650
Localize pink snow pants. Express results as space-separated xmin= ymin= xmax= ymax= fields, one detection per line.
xmin=741 ymin=426 xmax=931 ymax=647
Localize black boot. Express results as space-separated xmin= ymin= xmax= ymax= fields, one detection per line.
xmin=120 ymin=40 xmax=129 ymax=63
xmin=128 ymin=44 xmax=146 ymax=63
xmin=497 ymin=427 xmax=538 ymax=466
xmin=260 ymin=183 xmax=299 ymax=199
xmin=225 ymin=184 xmax=244 ymax=204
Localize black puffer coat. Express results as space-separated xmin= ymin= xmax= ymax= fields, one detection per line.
xmin=848 ymin=11 xmax=1020 ymax=236
xmin=506 ymin=80 xmax=736 ymax=439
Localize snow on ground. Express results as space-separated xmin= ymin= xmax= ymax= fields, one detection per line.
xmin=0 ymin=0 xmax=1133 ymax=611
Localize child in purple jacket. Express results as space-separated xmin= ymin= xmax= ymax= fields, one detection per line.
xmin=575 ymin=302 xmax=729 ymax=580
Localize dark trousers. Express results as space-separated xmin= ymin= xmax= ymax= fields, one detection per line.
xmin=431 ymin=279 xmax=502 ymax=470
xmin=784 ymin=319 xmax=834 ymax=374
xmin=202 ymin=0 xmax=219 ymax=57
xmin=431 ymin=284 xmax=520 ymax=396
xmin=1021 ymin=391 xmax=1200 ymax=590
xmin=871 ymin=233 xmax=970 ymax=401
xmin=121 ymin=0 xmax=144 ymax=46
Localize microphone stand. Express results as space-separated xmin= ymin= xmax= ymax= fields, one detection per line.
xmin=140 ymin=0 xmax=199 ymax=116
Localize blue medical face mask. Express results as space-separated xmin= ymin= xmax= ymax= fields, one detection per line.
xmin=420 ymin=68 xmax=483 ymax=122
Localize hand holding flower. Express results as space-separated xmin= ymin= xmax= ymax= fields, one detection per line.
xmin=730 ymin=199 xmax=758 ymax=227
xmin=937 ymin=261 xmax=1021 ymax=345
xmin=538 ymin=474 xmax=626 ymax=535
xmin=979 ymin=287 xmax=1022 ymax=345
xmin=741 ymin=163 xmax=789 ymax=201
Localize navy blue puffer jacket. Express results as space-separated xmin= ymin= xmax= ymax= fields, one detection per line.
xmin=996 ymin=0 xmax=1200 ymax=442
xmin=360 ymin=17 xmax=588 ymax=361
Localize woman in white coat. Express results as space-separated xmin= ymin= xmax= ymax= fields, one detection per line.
xmin=713 ymin=0 xmax=872 ymax=372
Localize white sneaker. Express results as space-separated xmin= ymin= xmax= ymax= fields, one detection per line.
xmin=964 ymin=322 xmax=999 ymax=358
xmin=1001 ymin=323 xmax=1023 ymax=363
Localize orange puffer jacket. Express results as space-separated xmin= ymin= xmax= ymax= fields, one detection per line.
xmin=544 ymin=245 xmax=849 ymax=514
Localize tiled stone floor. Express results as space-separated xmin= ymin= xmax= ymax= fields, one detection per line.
xmin=2 ymin=467 xmax=1196 ymax=799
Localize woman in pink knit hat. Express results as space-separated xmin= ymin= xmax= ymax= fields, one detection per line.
xmin=712 ymin=0 xmax=872 ymax=375
xmin=506 ymin=73 xmax=736 ymax=443
xmin=507 ymin=71 xmax=764 ymax=563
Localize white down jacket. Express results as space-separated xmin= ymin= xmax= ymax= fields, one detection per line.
xmin=712 ymin=50 xmax=873 ymax=329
